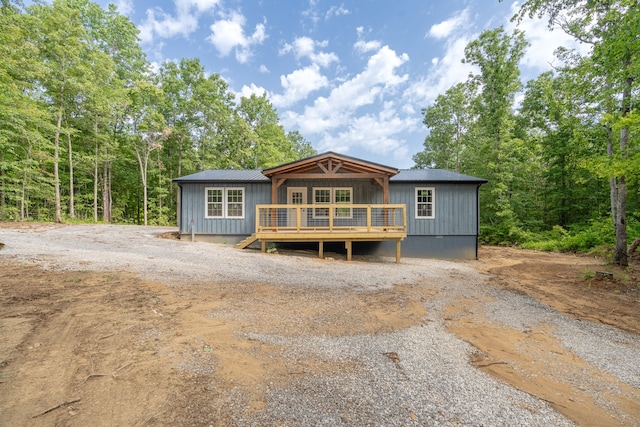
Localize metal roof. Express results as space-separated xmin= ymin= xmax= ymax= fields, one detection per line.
xmin=392 ymin=169 xmax=487 ymax=183
xmin=172 ymin=169 xmax=269 ymax=183
xmin=173 ymin=167 xmax=487 ymax=184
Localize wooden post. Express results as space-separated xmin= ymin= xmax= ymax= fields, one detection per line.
xmin=345 ymin=240 xmax=352 ymax=261
xmin=256 ymin=206 xmax=261 ymax=233
xmin=329 ymin=204 xmax=334 ymax=231
xmin=261 ymin=241 xmax=267 ymax=253
xmin=319 ymin=241 xmax=324 ymax=259
xmin=396 ymin=240 xmax=401 ymax=264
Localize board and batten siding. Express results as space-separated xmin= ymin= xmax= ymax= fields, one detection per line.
xmin=277 ymin=179 xmax=384 ymax=204
xmin=389 ymin=182 xmax=479 ymax=236
xmin=178 ymin=182 xmax=271 ymax=236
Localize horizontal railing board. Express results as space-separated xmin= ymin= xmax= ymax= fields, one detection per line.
xmin=255 ymin=204 xmax=407 ymax=239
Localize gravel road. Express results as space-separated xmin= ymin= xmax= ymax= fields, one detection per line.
xmin=2 ymin=224 xmax=639 ymax=426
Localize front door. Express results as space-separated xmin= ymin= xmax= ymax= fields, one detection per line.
xmin=287 ymin=187 xmax=307 ymax=227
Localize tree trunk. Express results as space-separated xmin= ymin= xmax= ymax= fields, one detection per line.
xmin=157 ymin=148 xmax=162 ymax=222
xmin=615 ymin=175 xmax=628 ymax=266
xmin=93 ymin=121 xmax=99 ymax=222
xmin=102 ymin=158 xmax=111 ymax=223
xmin=67 ymin=130 xmax=75 ymax=220
xmin=54 ymin=108 xmax=62 ymax=223
xmin=20 ymin=139 xmax=32 ymax=221
xmin=606 ymin=127 xmax=616 ymax=227
xmin=135 ymin=148 xmax=149 ymax=226
xmin=614 ymin=75 xmax=633 ymax=266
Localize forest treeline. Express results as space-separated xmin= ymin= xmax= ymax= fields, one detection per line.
xmin=0 ymin=0 xmax=315 ymax=227
xmin=413 ymin=0 xmax=639 ymax=264
xmin=0 ymin=0 xmax=638 ymax=263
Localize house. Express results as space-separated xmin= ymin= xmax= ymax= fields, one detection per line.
xmin=173 ymin=152 xmax=487 ymax=261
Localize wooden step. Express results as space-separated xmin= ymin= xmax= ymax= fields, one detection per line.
xmin=234 ymin=233 xmax=258 ymax=249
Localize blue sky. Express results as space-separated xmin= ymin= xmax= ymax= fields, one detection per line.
xmin=101 ymin=0 xmax=586 ymax=169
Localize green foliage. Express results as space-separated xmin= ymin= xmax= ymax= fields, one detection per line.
xmin=0 ymin=0 xmax=314 ymax=225
xmin=517 ymin=220 xmax=614 ymax=252
xmin=423 ymin=2 xmax=640 ymax=258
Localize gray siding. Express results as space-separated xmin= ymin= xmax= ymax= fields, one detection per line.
xmin=178 ymin=180 xmax=481 ymax=254
xmin=177 ymin=182 xmax=271 ymax=235
xmin=389 ymin=182 xmax=479 ymax=236
xmin=354 ymin=235 xmax=479 ymax=259
xmin=278 ymin=179 xmax=383 ymax=204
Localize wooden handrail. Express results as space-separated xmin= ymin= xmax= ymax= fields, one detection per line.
xmin=255 ymin=204 xmax=407 ymax=234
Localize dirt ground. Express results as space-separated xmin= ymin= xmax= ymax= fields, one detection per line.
xmin=0 ymin=224 xmax=638 ymax=426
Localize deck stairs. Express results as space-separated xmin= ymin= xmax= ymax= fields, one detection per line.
xmin=234 ymin=233 xmax=258 ymax=249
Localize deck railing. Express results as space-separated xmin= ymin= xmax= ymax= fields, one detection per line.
xmin=255 ymin=204 xmax=406 ymax=235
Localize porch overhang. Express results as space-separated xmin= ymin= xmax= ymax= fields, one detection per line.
xmin=262 ymin=152 xmax=399 ymax=204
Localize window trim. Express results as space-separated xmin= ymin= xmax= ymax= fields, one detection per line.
xmin=333 ymin=187 xmax=353 ymax=219
xmin=225 ymin=187 xmax=245 ymax=219
xmin=205 ymin=187 xmax=245 ymax=219
xmin=312 ymin=187 xmax=352 ymax=219
xmin=415 ymin=187 xmax=435 ymax=219
xmin=205 ymin=187 xmax=224 ymax=219
xmin=312 ymin=187 xmax=332 ymax=219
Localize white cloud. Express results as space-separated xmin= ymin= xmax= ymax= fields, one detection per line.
xmin=504 ymin=2 xmax=591 ymax=72
xmin=326 ymin=5 xmax=350 ymax=20
xmin=354 ymin=40 xmax=382 ymax=53
xmin=280 ymin=36 xmax=339 ymax=68
xmin=270 ymin=64 xmax=329 ymax=108
xmin=239 ymin=83 xmax=267 ymax=99
xmin=354 ymin=27 xmax=382 ymax=54
xmin=283 ymin=46 xmax=409 ymax=140
xmin=428 ymin=8 xmax=469 ymax=39
xmin=301 ymin=0 xmax=320 ymax=28
xmin=207 ymin=11 xmax=267 ymax=63
xmin=113 ymin=0 xmax=134 ymax=16
xmin=403 ymin=35 xmax=477 ymax=107
xmin=138 ymin=0 xmax=221 ymax=45
xmin=317 ymin=110 xmax=412 ymax=162
xmin=259 ymin=64 xmax=270 ymax=73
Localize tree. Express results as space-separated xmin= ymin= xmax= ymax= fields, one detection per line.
xmin=463 ymin=27 xmax=529 ymax=229
xmin=286 ymin=130 xmax=317 ymax=159
xmin=237 ymin=93 xmax=292 ymax=168
xmin=513 ymin=0 xmax=640 ymax=264
xmin=413 ymin=81 xmax=477 ymax=171
xmin=127 ymin=80 xmax=168 ymax=226
xmin=0 ymin=4 xmax=49 ymax=221
xmin=519 ymin=71 xmax=608 ymax=227
xmin=65 ymin=0 xmax=146 ymax=223
xmin=32 ymin=0 xmax=96 ymax=223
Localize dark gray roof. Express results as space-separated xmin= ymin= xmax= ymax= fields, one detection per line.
xmin=173 ymin=169 xmax=269 ymax=183
xmin=173 ymin=167 xmax=487 ymax=184
xmin=392 ymin=169 xmax=487 ymax=183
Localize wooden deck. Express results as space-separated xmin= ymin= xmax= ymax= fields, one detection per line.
xmin=253 ymin=204 xmax=407 ymax=262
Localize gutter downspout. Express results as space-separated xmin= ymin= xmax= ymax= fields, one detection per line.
xmin=475 ymin=183 xmax=482 ymax=260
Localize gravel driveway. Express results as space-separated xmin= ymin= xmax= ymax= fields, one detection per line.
xmin=2 ymin=224 xmax=639 ymax=426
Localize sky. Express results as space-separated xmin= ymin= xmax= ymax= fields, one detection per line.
xmin=100 ymin=0 xmax=587 ymax=169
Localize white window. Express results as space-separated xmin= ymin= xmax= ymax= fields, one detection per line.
xmin=226 ymin=188 xmax=244 ymax=218
xmin=205 ymin=187 xmax=244 ymax=219
xmin=334 ymin=187 xmax=352 ymax=218
xmin=313 ymin=187 xmax=352 ymax=218
xmin=416 ymin=187 xmax=435 ymax=219
xmin=206 ymin=188 xmax=223 ymax=218
xmin=313 ymin=188 xmax=331 ymax=218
